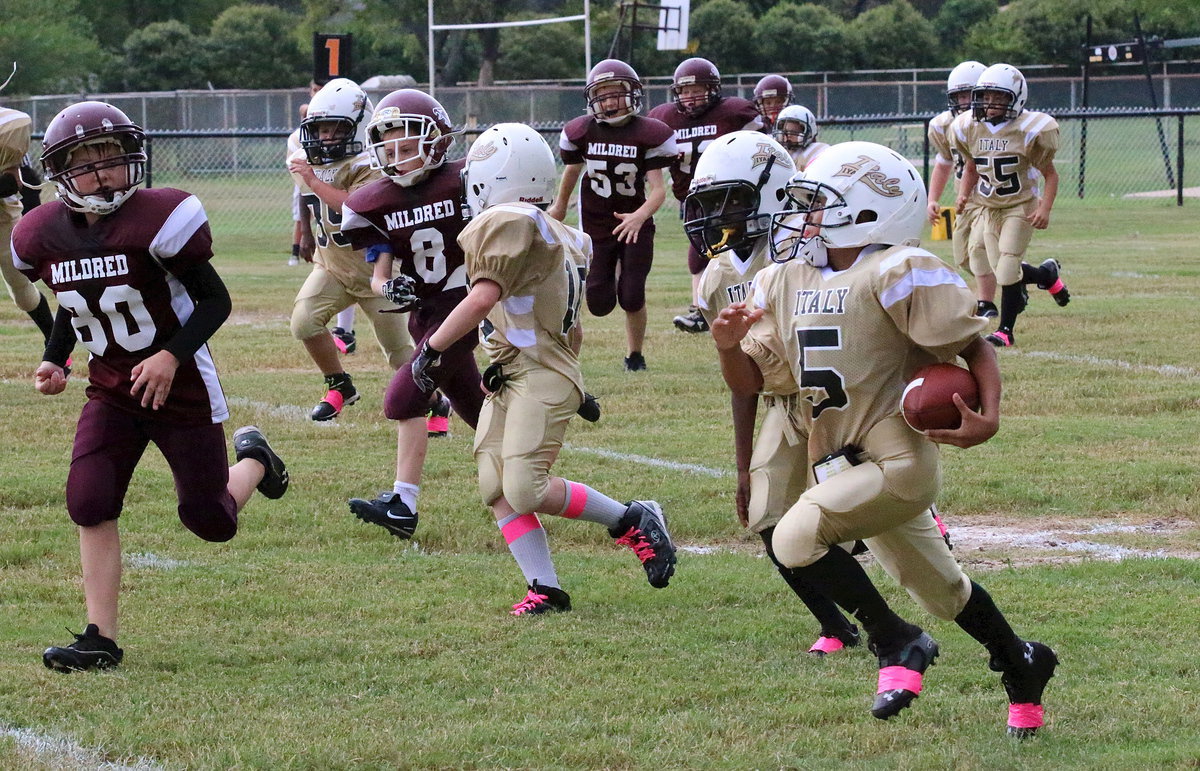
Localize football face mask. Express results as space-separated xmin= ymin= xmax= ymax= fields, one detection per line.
xmin=684 ymin=182 xmax=762 ymax=257
xmin=769 ymin=182 xmax=841 ymax=266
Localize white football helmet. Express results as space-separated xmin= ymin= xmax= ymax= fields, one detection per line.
xmin=773 ymin=105 xmax=818 ymax=151
xmin=300 ymin=78 xmax=373 ymax=164
xmin=462 ymin=123 xmax=557 ymax=217
xmin=946 ymin=61 xmax=986 ymax=115
xmin=683 ymin=131 xmax=796 ymax=257
xmin=770 ymin=141 xmax=926 ymax=267
xmin=972 ymin=63 xmax=1027 ymax=123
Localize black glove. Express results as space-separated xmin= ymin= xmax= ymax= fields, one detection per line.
xmin=411 ymin=341 xmax=441 ymax=393
xmin=576 ymin=392 xmax=600 ymax=423
xmin=382 ymin=274 xmax=419 ymax=312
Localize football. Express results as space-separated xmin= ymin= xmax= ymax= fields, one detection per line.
xmin=901 ymin=363 xmax=980 ymax=431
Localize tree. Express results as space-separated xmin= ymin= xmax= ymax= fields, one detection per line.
xmin=207 ymin=4 xmax=307 ymax=88
xmin=122 ymin=21 xmax=210 ymax=91
xmin=753 ymin=4 xmax=859 ymax=73
xmin=933 ymin=0 xmax=997 ymax=54
xmin=0 ymin=0 xmax=108 ymax=94
xmin=850 ymin=0 xmax=940 ymax=68
xmin=690 ymin=0 xmax=758 ymax=73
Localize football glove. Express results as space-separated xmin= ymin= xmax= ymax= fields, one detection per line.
xmin=577 ymin=392 xmax=601 ymax=423
xmin=411 ymin=341 xmax=441 ymax=393
xmin=382 ymin=274 xmax=419 ymax=312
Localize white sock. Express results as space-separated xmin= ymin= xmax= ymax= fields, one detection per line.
xmin=336 ymin=307 xmax=355 ymax=332
xmin=556 ymin=481 xmax=625 ymax=529
xmin=497 ymin=512 xmax=559 ymax=588
xmin=393 ymin=481 xmax=418 ymax=512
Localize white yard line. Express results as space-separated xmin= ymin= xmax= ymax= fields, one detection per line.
xmin=0 ymin=723 xmax=162 ymax=771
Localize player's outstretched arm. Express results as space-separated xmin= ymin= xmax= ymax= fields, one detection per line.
xmin=1029 ymin=161 xmax=1058 ymax=230
xmin=613 ymin=168 xmax=667 ymax=244
xmin=712 ymin=303 xmax=765 ymax=398
xmin=547 ymin=163 xmax=584 ymax=222
xmin=927 ymin=160 xmax=952 ymax=223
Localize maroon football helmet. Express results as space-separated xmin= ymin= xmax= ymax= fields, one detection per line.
xmin=670 ymin=57 xmax=722 ymax=118
xmin=753 ymin=75 xmax=794 ymax=124
xmin=41 ymin=101 xmax=146 ymax=215
xmin=585 ymin=58 xmax=643 ymax=124
xmin=366 ymin=89 xmax=457 ymax=186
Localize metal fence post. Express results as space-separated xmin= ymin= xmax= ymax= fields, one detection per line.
xmin=1178 ymin=113 xmax=1185 ymax=207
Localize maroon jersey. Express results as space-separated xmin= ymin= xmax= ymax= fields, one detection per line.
xmin=648 ymin=97 xmax=763 ymax=201
xmin=11 ymin=189 xmax=229 ymax=424
xmin=341 ymin=160 xmax=469 ymax=303
xmin=558 ymin=115 xmax=678 ymax=240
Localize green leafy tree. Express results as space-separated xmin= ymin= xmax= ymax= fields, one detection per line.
xmin=753 ymin=3 xmax=859 ymax=73
xmin=690 ymin=0 xmax=757 ymax=73
xmin=850 ymin=0 xmax=940 ymax=68
xmin=933 ymin=0 xmax=997 ymax=53
xmin=122 ymin=21 xmax=210 ymax=91
xmin=0 ymin=0 xmax=108 ymax=94
xmin=207 ymin=3 xmax=307 ymax=88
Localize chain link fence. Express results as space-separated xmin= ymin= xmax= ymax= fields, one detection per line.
xmin=24 ymin=109 xmax=1200 ymax=243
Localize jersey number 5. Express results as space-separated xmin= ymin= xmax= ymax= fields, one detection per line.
xmin=796 ymin=326 xmax=848 ymax=419
xmin=973 ymin=155 xmax=1021 ymax=197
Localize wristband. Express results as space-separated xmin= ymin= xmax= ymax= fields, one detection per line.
xmin=292 ymin=243 xmax=301 ymax=257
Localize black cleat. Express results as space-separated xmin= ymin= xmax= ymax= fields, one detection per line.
xmin=1035 ymin=259 xmax=1070 ymax=306
xmin=311 ymin=373 xmax=359 ymax=422
xmin=809 ymin=623 xmax=861 ymax=657
xmin=985 ymin=328 xmax=1015 ymax=348
xmin=672 ymin=306 xmax=709 ymax=333
xmin=233 ymin=426 xmax=289 ymax=499
xmin=510 ymin=581 xmax=572 ymax=616
xmin=43 ymin=624 xmax=123 ymax=673
xmin=623 ymin=351 xmax=647 ymax=372
xmin=870 ymin=630 xmax=939 ymax=720
xmin=426 ymin=392 xmax=451 ymax=437
xmin=609 ymin=500 xmax=676 ymax=588
xmin=975 ymin=300 xmax=998 ymax=318
xmin=994 ymin=640 xmax=1059 ymax=738
xmin=331 ymin=326 xmax=357 ymax=354
xmin=349 ymin=492 xmax=419 ymax=539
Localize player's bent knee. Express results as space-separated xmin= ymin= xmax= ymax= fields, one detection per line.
xmin=772 ymin=503 xmax=825 ymax=569
xmin=178 ymin=500 xmax=238 ymax=542
xmin=905 ymin=575 xmax=972 ymax=621
xmin=502 ymin=470 xmax=549 ymax=518
xmin=290 ymin=314 xmax=330 ymax=342
xmin=477 ymin=457 xmax=504 ymax=509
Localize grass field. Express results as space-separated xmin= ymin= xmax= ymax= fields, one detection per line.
xmin=1 ymin=196 xmax=1199 ymax=768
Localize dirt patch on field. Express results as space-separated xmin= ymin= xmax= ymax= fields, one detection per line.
xmin=680 ymin=515 xmax=1200 ymax=569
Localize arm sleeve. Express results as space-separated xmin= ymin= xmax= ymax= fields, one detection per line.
xmin=161 ymin=262 xmax=232 ymax=362
xmin=42 ymin=305 xmax=77 ymax=367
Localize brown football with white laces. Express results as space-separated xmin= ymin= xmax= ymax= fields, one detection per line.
xmin=902 ymin=363 xmax=980 ymax=431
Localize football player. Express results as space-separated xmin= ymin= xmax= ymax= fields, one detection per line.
xmin=752 ymin=74 xmax=794 ymax=133
xmin=927 ymin=61 xmax=997 ymax=318
xmin=13 ymin=101 xmax=290 ymax=672
xmin=0 ymin=104 xmax=56 ymax=347
xmin=712 ymin=141 xmax=1057 ymax=736
xmin=287 ymin=78 xmax=414 ymax=422
xmin=418 ymin=123 xmax=676 ymax=613
xmin=647 ymin=57 xmax=763 ymax=334
xmin=772 ymin=105 xmax=828 ymax=171
xmin=548 ymin=58 xmax=678 ymax=371
xmin=685 ymin=130 xmax=861 ymax=655
xmin=952 ymin=64 xmax=1070 ymax=347
xmin=340 ymin=89 xmax=485 ymax=539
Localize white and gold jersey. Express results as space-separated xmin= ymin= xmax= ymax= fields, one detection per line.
xmin=949 ymin=109 xmax=1059 ymax=209
xmin=742 ymin=244 xmax=985 ymax=459
xmin=791 ymin=141 xmax=830 ymax=172
xmin=459 ymin=203 xmax=592 ymax=394
xmin=927 ymin=110 xmax=965 ymax=179
xmin=288 ymin=150 xmax=377 ymax=287
xmin=0 ymin=107 xmax=32 ymax=225
xmin=696 ymin=238 xmax=772 ymax=327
